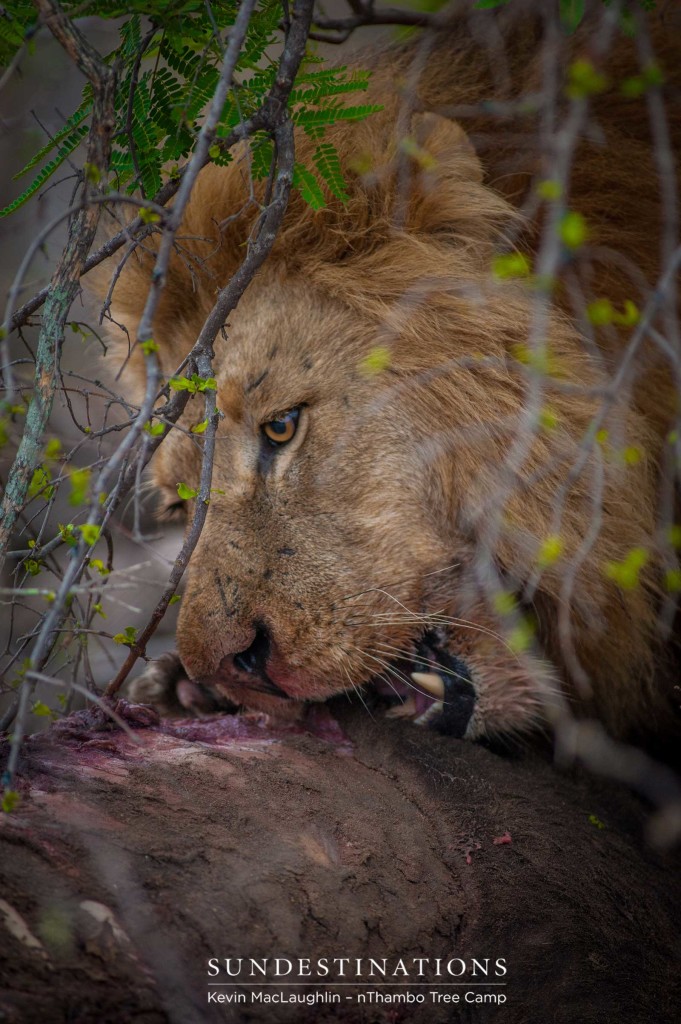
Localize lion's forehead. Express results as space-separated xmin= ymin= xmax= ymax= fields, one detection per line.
xmin=216 ymin=275 xmax=376 ymax=387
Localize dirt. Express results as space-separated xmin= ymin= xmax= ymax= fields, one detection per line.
xmin=0 ymin=698 xmax=679 ymax=1024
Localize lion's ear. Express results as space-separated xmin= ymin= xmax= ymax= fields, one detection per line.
xmin=408 ymin=112 xmax=483 ymax=186
xmin=300 ymin=110 xmax=516 ymax=301
xmin=399 ymin=112 xmax=511 ymax=241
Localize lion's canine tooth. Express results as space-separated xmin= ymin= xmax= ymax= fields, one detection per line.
xmin=411 ymin=671 xmax=445 ymax=699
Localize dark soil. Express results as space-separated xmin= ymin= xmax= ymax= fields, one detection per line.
xmin=1 ymin=698 xmax=679 ymax=1024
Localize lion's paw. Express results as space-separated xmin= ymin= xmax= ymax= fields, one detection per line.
xmin=127 ymin=652 xmax=229 ymax=717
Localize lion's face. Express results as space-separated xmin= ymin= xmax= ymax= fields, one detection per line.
xmin=100 ymin=40 xmax=672 ymax=736
xmin=153 ymin=273 xmax=454 ymax=712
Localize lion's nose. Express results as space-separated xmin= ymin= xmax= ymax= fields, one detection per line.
xmin=233 ymin=623 xmax=271 ymax=676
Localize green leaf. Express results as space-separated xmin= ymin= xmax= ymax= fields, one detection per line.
xmin=614 ymin=300 xmax=640 ymax=326
xmin=667 ymin=525 xmax=681 ymax=549
xmin=665 ymin=569 xmax=681 ymax=593
xmin=491 ymin=252 xmax=531 ymax=279
xmin=177 ymin=482 xmax=198 ymax=500
xmin=604 ymin=548 xmax=649 ymax=590
xmin=538 ymin=407 xmax=559 ymax=432
xmin=507 ymin=616 xmax=535 ymax=654
xmin=289 ymin=70 xmax=370 ymax=107
xmin=359 ymin=346 xmax=391 ymax=376
xmin=83 ymin=161 xmax=101 ymax=185
xmin=13 ymin=102 xmax=91 ymax=180
xmin=1 ymin=126 xmax=90 ymax=218
xmin=59 ymin=523 xmax=78 ymax=548
xmin=69 ymin=468 xmax=91 ymax=507
xmin=536 ymin=535 xmax=564 ymax=568
xmin=139 ymin=207 xmax=161 ymax=224
xmin=536 ymin=179 xmax=562 ymax=201
xmin=559 ymin=211 xmax=588 ymax=249
xmin=587 ymin=298 xmax=639 ymax=327
xmin=28 ymin=466 xmax=54 ymax=502
xmin=312 ymin=143 xmax=349 ymax=202
xmin=566 ymin=58 xmax=608 ymax=99
xmin=250 ymin=137 xmax=274 ymax=181
xmin=622 ymin=446 xmax=642 ymax=466
xmin=493 ymin=591 xmax=516 ymax=616
xmin=113 ymin=625 xmax=138 ymax=646
xmin=45 ymin=438 xmax=62 ymax=460
xmin=559 ymin=0 xmax=585 ymax=34
xmin=77 ymin=523 xmax=101 ymax=547
xmin=293 ymin=104 xmax=383 ymax=132
xmin=169 ymin=374 xmax=216 ymax=393
xmin=144 ymin=419 xmax=165 ymax=436
xmin=293 ymin=163 xmax=326 ymax=210
xmin=587 ymin=298 xmax=614 ymax=326
xmin=2 ymin=791 xmax=20 ymax=813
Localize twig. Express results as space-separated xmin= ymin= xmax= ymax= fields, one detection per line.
xmin=310 ymin=0 xmax=450 ymax=43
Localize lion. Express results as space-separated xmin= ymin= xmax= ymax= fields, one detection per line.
xmin=99 ymin=2 xmax=680 ymax=743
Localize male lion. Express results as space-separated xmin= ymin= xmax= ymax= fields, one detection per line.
xmin=101 ymin=2 xmax=680 ymax=743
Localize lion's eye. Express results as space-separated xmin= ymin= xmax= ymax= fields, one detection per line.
xmin=261 ymin=408 xmax=300 ymax=446
xmin=157 ymin=499 xmax=186 ymax=522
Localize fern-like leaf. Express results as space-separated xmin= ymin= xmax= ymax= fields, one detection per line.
xmin=1 ymin=125 xmax=90 ymax=218
xmin=1 ymin=0 xmax=382 ymax=217
xmin=250 ymin=136 xmax=274 ymax=180
xmin=0 ymin=3 xmax=34 ymax=65
xmin=2 ymin=155 xmax=71 ymax=218
xmin=289 ymin=73 xmax=371 ymax=107
xmin=313 ymin=143 xmax=349 ymax=202
xmin=13 ymin=104 xmax=91 ymax=180
xmin=294 ymin=65 xmax=350 ymax=85
xmin=294 ymin=103 xmax=383 ymax=130
xmin=293 ymin=163 xmax=326 ymax=210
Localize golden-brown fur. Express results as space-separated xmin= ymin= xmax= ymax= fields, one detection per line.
xmin=99 ymin=2 xmax=680 ymax=740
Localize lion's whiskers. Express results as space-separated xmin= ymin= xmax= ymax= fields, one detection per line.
xmin=371 ymin=641 xmax=472 ymax=684
xmin=339 ymin=659 xmax=376 ymax=720
xmin=347 ymin=609 xmax=512 ymax=652
xmin=120 ymin=479 xmax=159 ymax=520
xmin=348 ymin=645 xmax=415 ymax=699
xmin=338 ymin=562 xmax=462 ymax=605
xmin=341 ymin=578 xmax=515 ymax=655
